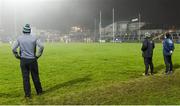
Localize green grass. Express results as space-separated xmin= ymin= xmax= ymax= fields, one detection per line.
xmin=0 ymin=43 xmax=180 ymax=104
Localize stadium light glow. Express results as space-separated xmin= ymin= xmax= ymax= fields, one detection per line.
xmin=131 ymin=18 xmax=138 ymax=22
xmin=4 ymin=0 xmax=51 ymax=7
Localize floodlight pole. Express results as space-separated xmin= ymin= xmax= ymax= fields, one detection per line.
xmin=0 ymin=1 xmax=2 ymax=29
xmin=94 ymin=18 xmax=97 ymax=42
xmin=113 ymin=8 xmax=115 ymax=43
xmin=99 ymin=10 xmax=102 ymax=43
xmin=0 ymin=3 xmax=2 ymax=42
xmin=138 ymin=13 xmax=141 ymax=41
xmin=14 ymin=3 xmax=17 ymax=37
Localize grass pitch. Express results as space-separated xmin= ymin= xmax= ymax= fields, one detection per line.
xmin=0 ymin=43 xmax=180 ymax=104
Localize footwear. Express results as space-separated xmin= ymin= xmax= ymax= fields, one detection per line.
xmin=165 ymin=72 xmax=169 ymax=75
xmin=25 ymin=95 xmax=31 ymax=99
xmin=37 ymin=91 xmax=44 ymax=95
xmin=142 ymin=73 xmax=149 ymax=76
xmin=169 ymin=71 xmax=173 ymax=74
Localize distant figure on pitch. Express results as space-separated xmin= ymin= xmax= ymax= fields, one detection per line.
xmin=12 ymin=24 xmax=44 ymax=98
xmin=163 ymin=33 xmax=175 ymax=75
xmin=141 ymin=32 xmax=155 ymax=76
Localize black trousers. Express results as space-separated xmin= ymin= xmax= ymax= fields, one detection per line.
xmin=144 ymin=57 xmax=154 ymax=75
xmin=163 ymin=55 xmax=173 ymax=73
xmin=20 ymin=58 xmax=42 ymax=97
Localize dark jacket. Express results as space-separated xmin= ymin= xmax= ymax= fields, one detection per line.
xmin=163 ymin=38 xmax=175 ymax=56
xmin=141 ymin=38 xmax=155 ymax=58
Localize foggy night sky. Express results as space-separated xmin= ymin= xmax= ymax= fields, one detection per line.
xmin=0 ymin=0 xmax=180 ymax=32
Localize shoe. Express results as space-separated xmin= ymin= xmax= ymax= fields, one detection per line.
xmin=142 ymin=73 xmax=149 ymax=76
xmin=25 ymin=95 xmax=31 ymax=99
xmin=169 ymin=71 xmax=173 ymax=74
xmin=165 ymin=72 xmax=169 ymax=75
xmin=37 ymin=91 xmax=44 ymax=95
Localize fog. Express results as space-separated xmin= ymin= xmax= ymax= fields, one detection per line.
xmin=0 ymin=0 xmax=97 ymax=36
xmin=0 ymin=0 xmax=180 ymax=37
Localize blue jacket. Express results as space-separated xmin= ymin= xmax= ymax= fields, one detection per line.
xmin=163 ymin=38 xmax=175 ymax=56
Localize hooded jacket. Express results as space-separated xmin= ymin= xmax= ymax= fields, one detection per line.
xmin=141 ymin=38 xmax=155 ymax=58
xmin=163 ymin=38 xmax=175 ymax=56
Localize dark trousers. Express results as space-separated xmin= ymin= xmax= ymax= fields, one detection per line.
xmin=20 ymin=58 xmax=42 ymax=97
xmin=163 ymin=55 xmax=173 ymax=73
xmin=144 ymin=57 xmax=154 ymax=75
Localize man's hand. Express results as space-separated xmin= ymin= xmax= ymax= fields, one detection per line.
xmin=36 ymin=56 xmax=39 ymax=60
xmin=170 ymin=50 xmax=173 ymax=54
xmin=15 ymin=54 xmax=21 ymax=59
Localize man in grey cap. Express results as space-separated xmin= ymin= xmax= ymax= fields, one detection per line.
xmin=12 ymin=24 xmax=44 ymax=98
xmin=141 ymin=32 xmax=155 ymax=76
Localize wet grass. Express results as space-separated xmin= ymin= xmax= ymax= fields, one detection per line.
xmin=0 ymin=43 xmax=179 ymax=104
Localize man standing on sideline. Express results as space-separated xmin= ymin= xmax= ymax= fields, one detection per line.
xmin=141 ymin=32 xmax=155 ymax=76
xmin=163 ymin=33 xmax=175 ymax=75
xmin=12 ymin=24 xmax=44 ymax=98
